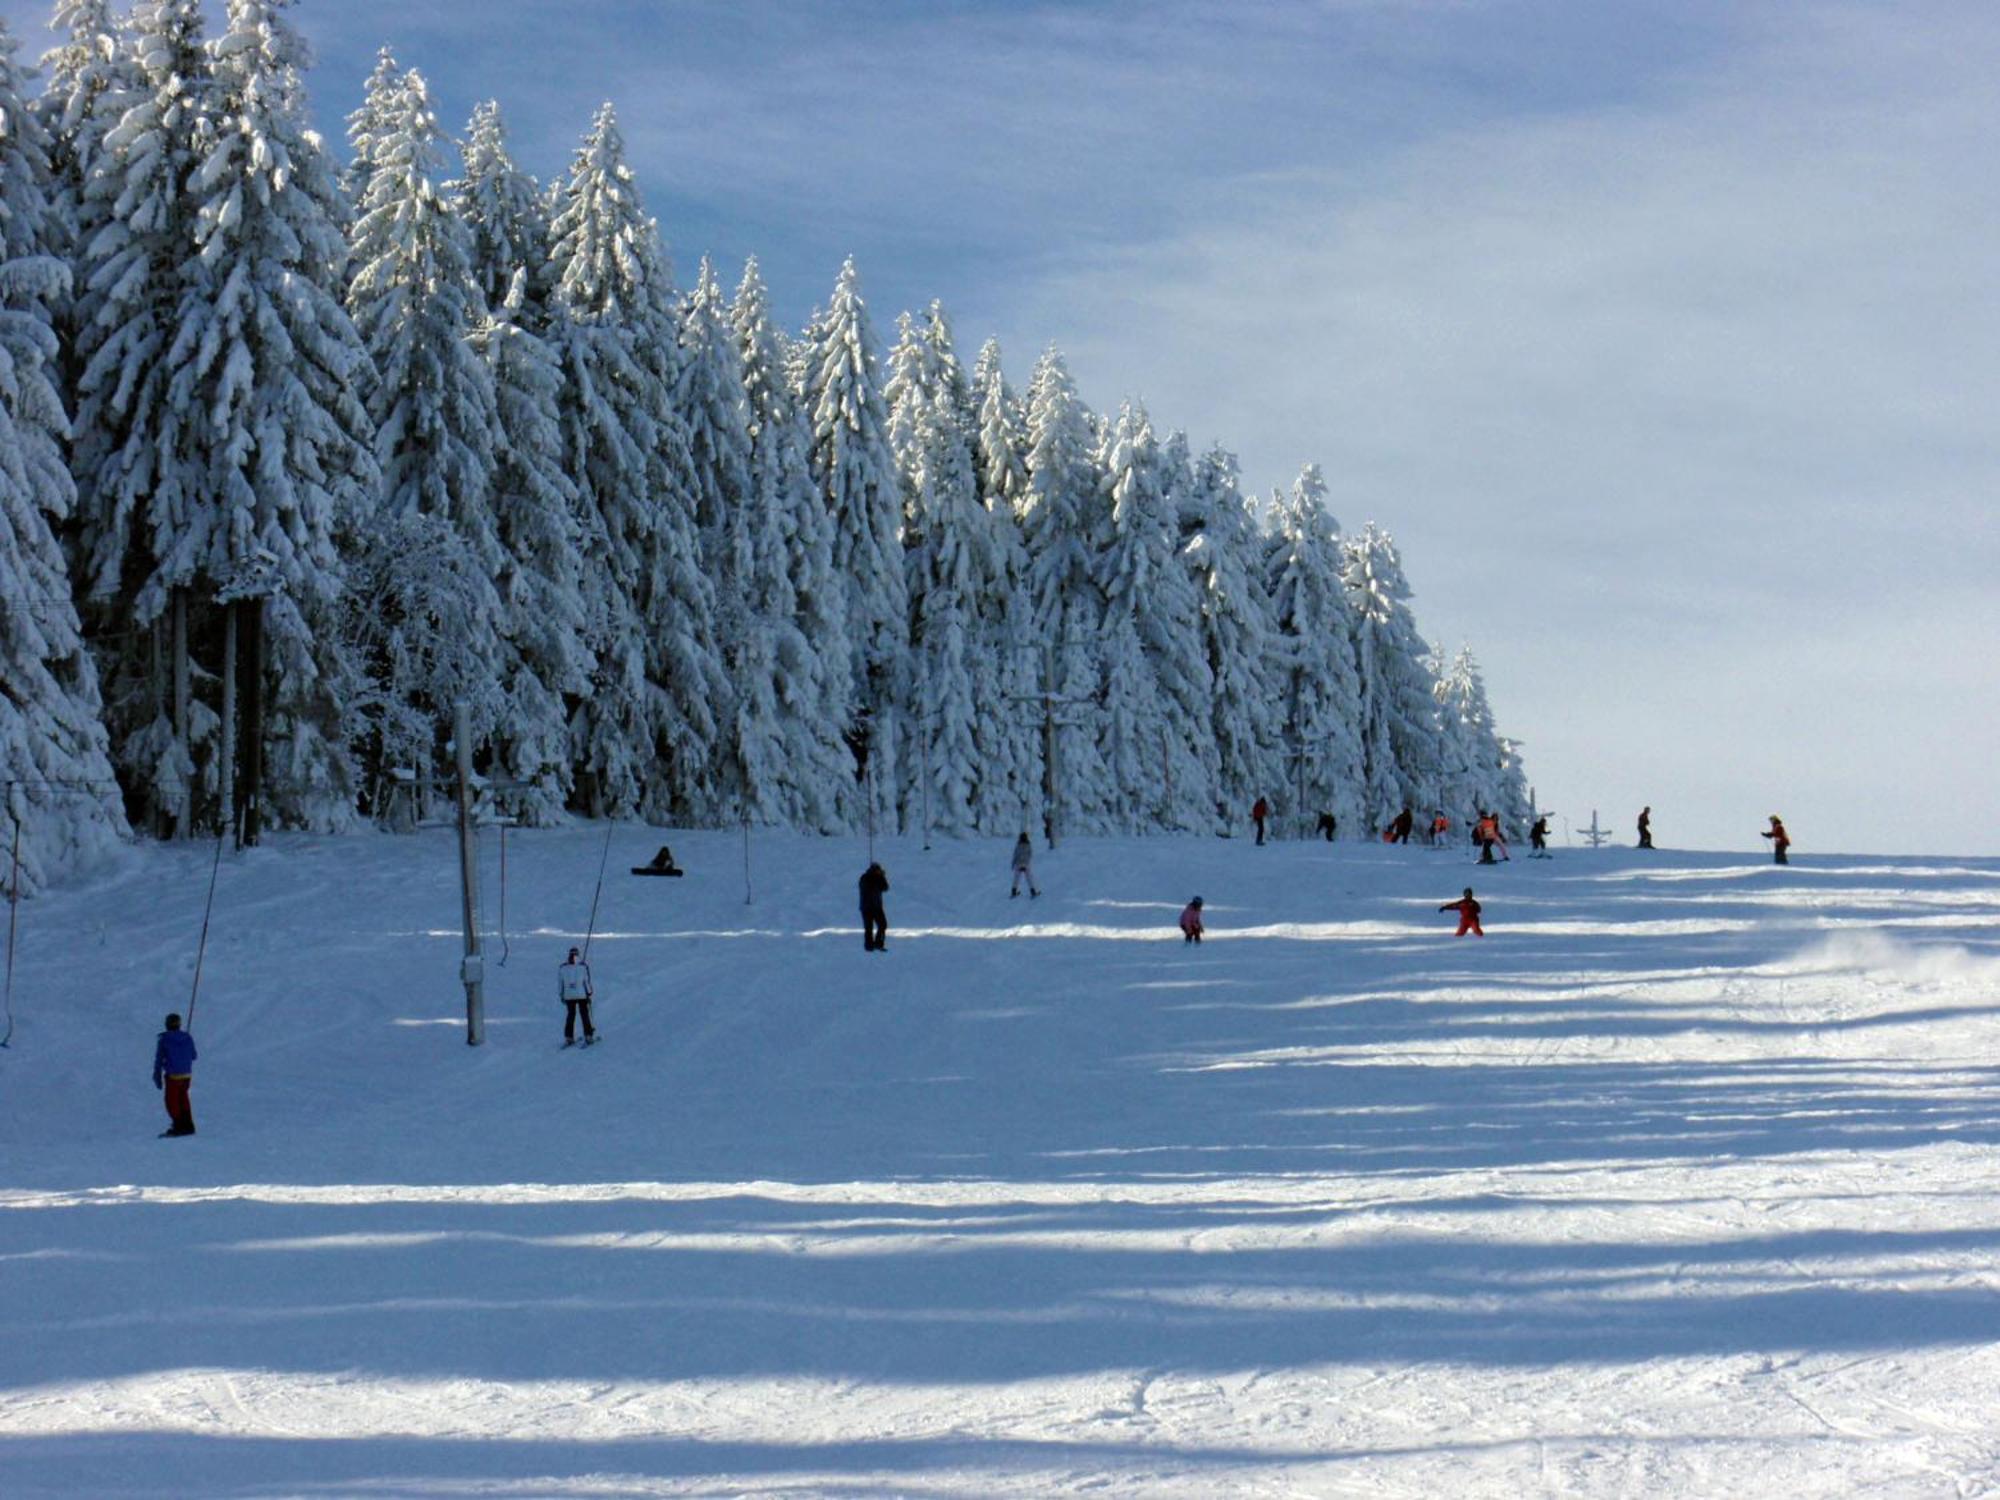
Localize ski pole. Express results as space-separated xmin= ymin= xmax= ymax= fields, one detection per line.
xmin=185 ymin=828 xmax=225 ymax=1031
xmin=582 ymin=818 xmax=614 ymax=961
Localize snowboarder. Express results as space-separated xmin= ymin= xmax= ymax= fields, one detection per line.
xmin=632 ymin=845 xmax=684 ymax=876
xmin=1762 ymin=815 xmax=1791 ymax=865
xmin=1440 ymin=887 xmax=1484 ymax=937
xmin=1179 ymin=896 xmax=1205 ymax=944
xmin=860 ymin=862 xmax=890 ymax=951
xmin=558 ymin=947 xmax=596 ymax=1046
xmin=1530 ymin=815 xmax=1550 ymax=855
xmin=1473 ymin=811 xmax=1510 ymax=864
xmin=1010 ymin=833 xmax=1040 ymax=898
xmin=1315 ymin=811 xmax=1337 ymax=842
xmin=1637 ymin=807 xmax=1653 ymax=849
xmin=1252 ymin=796 xmax=1269 ymax=846
xmin=152 ymin=1013 xmax=197 ymax=1136
xmin=1383 ymin=807 xmax=1414 ymax=844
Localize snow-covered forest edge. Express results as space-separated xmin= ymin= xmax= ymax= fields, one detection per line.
xmin=1 ymin=0 xmax=1526 ymax=897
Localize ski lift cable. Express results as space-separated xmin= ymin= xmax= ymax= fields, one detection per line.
xmin=2 ymin=817 xmax=20 ymax=1049
xmin=497 ymin=822 xmax=510 ymax=967
xmin=183 ymin=828 xmax=226 ymax=1032
xmin=582 ymin=819 xmax=615 ymax=962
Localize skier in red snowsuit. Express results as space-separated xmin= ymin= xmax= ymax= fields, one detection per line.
xmin=1251 ymin=797 xmax=1269 ymax=846
xmin=1440 ymin=887 xmax=1484 ymax=937
xmin=1761 ymin=816 xmax=1791 ymax=865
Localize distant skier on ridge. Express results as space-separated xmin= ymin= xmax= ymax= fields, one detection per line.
xmin=1762 ymin=815 xmax=1791 ymax=865
xmin=1637 ymin=807 xmax=1653 ymax=849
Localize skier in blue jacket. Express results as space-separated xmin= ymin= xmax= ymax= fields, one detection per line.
xmin=152 ymin=1014 xmax=197 ymax=1137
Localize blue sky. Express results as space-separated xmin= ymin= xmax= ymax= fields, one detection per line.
xmin=6 ymin=0 xmax=1997 ymax=854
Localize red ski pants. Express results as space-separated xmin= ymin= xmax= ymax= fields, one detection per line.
xmin=162 ymin=1075 xmax=194 ymax=1133
xmin=1455 ymin=914 xmax=1484 ymax=937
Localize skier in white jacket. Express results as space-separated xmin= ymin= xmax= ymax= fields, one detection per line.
xmin=558 ymin=948 xmax=596 ymax=1046
xmin=1010 ymin=833 xmax=1040 ymax=899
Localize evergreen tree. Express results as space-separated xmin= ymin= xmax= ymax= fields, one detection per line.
xmin=1183 ymin=443 xmax=1283 ymax=829
xmin=1435 ymin=644 xmax=1530 ymax=831
xmin=477 ymin=269 xmax=589 ymax=821
xmin=164 ymin=0 xmax=379 ymax=829
xmin=730 ymin=256 xmax=852 ymax=829
xmin=803 ymin=257 xmax=904 ymax=829
xmin=548 ymin=102 xmax=725 ymax=820
xmin=1343 ymin=520 xmax=1446 ymax=821
xmin=454 ymin=99 xmax=550 ymax=318
xmin=1095 ymin=405 xmax=1214 ymax=830
xmin=677 ymin=256 xmax=765 ymax=810
xmin=1019 ymin=345 xmax=1107 ymax=833
xmin=343 ymin=59 xmax=508 ymax=797
xmin=0 ymin=18 xmax=128 ymax=891
xmin=68 ymin=0 xmax=213 ymax=828
xmin=969 ymin=339 xmax=1038 ymax=833
xmin=906 ymin=387 xmax=986 ymax=833
xmin=1265 ymin=466 xmax=1367 ymax=834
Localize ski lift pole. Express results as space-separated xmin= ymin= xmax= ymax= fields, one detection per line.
xmin=184 ymin=826 xmax=226 ymax=1032
xmin=452 ymin=702 xmax=485 ymax=1046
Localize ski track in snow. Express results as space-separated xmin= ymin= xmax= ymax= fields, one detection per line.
xmin=2 ymin=829 xmax=1999 ymax=1496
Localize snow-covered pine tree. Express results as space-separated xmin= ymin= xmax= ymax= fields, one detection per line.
xmin=342 ymin=59 xmax=509 ymax=803
xmin=0 ymin=16 xmax=128 ymax=891
xmin=1093 ymin=406 xmax=1214 ymax=831
xmin=1434 ymin=644 xmax=1530 ymax=831
xmin=37 ymin=1 xmax=133 ymax=395
xmin=474 ymin=269 xmax=589 ymax=822
xmin=454 ymin=99 xmax=551 ymax=321
xmin=969 ymin=339 xmax=1038 ymax=834
xmin=164 ymin=0 xmax=379 ymax=832
xmin=1342 ymin=520 xmax=1447 ymax=824
xmin=67 ymin=0 xmax=213 ymax=832
xmin=1182 ymin=442 xmax=1283 ymax=830
xmin=905 ymin=386 xmax=987 ymax=835
xmin=730 ymin=256 xmax=852 ymax=830
xmin=1019 ymin=345 xmax=1108 ymax=834
xmin=678 ymin=255 xmax=777 ymax=815
xmin=1264 ymin=466 xmax=1367 ymax=836
xmin=883 ymin=307 xmax=936 ymax=537
xmin=340 ymin=46 xmax=400 ymax=207
xmin=548 ymin=102 xmax=726 ymax=821
xmin=803 ymin=257 xmax=905 ymax=831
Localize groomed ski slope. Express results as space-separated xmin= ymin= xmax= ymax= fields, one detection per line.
xmin=2 ymin=826 xmax=1999 ymax=1497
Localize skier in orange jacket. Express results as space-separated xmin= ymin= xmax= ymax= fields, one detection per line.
xmin=1440 ymin=887 xmax=1484 ymax=937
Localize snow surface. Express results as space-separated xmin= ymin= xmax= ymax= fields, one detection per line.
xmin=3 ymin=828 xmax=1999 ymax=1496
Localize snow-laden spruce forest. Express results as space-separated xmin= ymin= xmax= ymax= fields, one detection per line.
xmin=0 ymin=0 xmax=1527 ymax=896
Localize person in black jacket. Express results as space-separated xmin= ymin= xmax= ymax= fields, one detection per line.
xmin=859 ymin=862 xmax=890 ymax=951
